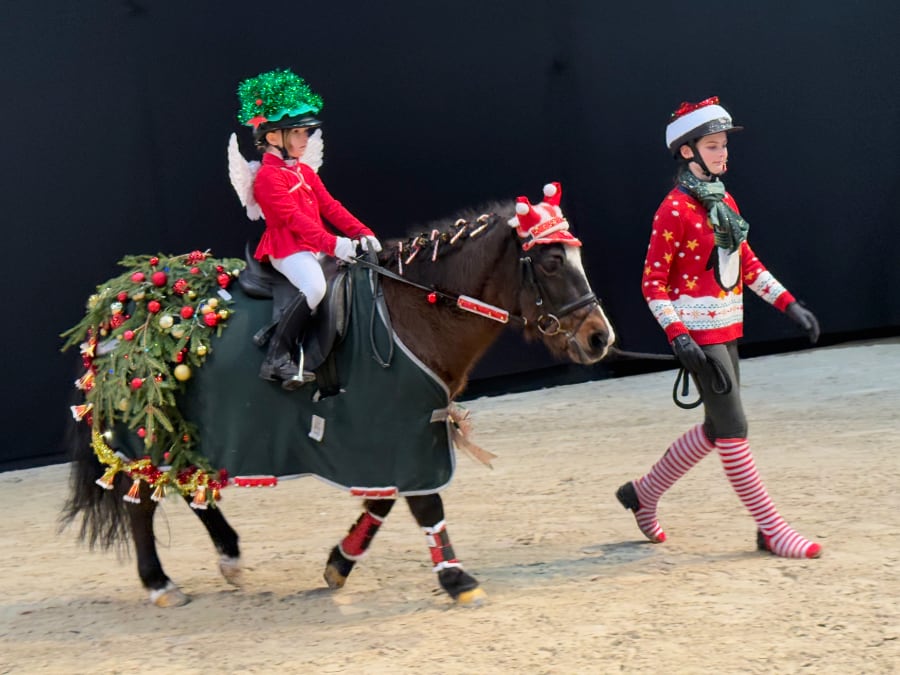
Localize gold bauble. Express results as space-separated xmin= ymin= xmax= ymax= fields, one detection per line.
xmin=173 ymin=364 xmax=192 ymax=381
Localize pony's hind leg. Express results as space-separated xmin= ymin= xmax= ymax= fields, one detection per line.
xmin=126 ymin=485 xmax=189 ymax=607
xmin=324 ymin=498 xmax=395 ymax=589
xmin=188 ymin=498 xmax=242 ymax=586
xmin=405 ymin=494 xmax=486 ymax=607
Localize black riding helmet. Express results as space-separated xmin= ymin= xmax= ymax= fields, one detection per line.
xmin=665 ymin=96 xmax=743 ymax=179
xmin=252 ymin=113 xmax=322 ymax=150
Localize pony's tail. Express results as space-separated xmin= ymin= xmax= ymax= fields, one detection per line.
xmin=58 ymin=416 xmax=131 ymax=553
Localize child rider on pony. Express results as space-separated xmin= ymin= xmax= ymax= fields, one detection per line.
xmin=235 ymin=69 xmax=381 ymax=389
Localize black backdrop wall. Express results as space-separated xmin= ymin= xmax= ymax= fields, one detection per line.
xmin=2 ymin=1 xmax=898 ymax=468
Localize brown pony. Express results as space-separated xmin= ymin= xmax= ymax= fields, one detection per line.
xmin=62 ymin=184 xmax=616 ymax=607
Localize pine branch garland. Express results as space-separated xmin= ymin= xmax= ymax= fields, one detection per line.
xmin=62 ymin=250 xmax=245 ymax=504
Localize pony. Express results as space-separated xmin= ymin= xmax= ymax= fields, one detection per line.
xmin=61 ymin=183 xmax=616 ymax=607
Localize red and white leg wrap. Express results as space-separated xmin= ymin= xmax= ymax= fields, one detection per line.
xmin=716 ymin=437 xmax=821 ymax=559
xmin=338 ymin=510 xmax=385 ymax=561
xmin=633 ymin=424 xmax=715 ymax=542
xmin=423 ymin=520 xmax=461 ymax=572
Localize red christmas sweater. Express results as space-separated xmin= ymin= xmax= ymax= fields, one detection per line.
xmin=253 ymin=153 xmax=374 ymax=262
xmin=643 ymin=186 xmax=796 ymax=345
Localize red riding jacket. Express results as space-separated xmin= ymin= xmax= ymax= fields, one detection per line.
xmin=253 ymin=154 xmax=374 ymax=262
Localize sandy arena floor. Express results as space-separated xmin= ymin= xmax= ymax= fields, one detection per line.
xmin=1 ymin=338 xmax=897 ymax=674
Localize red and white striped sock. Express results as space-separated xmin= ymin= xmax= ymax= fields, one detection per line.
xmin=632 ymin=424 xmax=715 ymax=542
xmin=716 ymin=437 xmax=821 ymax=559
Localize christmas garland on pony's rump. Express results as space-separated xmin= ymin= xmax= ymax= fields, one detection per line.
xmin=61 ymin=251 xmax=245 ymax=508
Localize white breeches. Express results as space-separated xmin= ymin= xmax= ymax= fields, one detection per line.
xmin=270 ymin=251 xmax=327 ymax=310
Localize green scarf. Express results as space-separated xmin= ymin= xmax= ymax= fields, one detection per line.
xmin=677 ymin=168 xmax=749 ymax=252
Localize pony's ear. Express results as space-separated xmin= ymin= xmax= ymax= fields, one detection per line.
xmin=542 ymin=182 xmax=562 ymax=206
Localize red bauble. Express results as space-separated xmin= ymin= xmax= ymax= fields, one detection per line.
xmin=131 ymin=272 xmax=145 ymax=283
xmin=217 ymin=272 xmax=230 ymax=288
xmin=203 ymin=312 xmax=218 ymax=327
xmin=190 ymin=266 xmax=201 ymax=275
xmin=172 ymin=279 xmax=189 ymax=295
xmin=180 ymin=306 xmax=194 ymax=319
xmin=427 ymin=292 xmax=438 ymax=304
xmin=137 ymin=427 xmax=147 ymax=438
xmin=147 ymin=300 xmax=162 ymax=313
xmin=130 ymin=377 xmax=144 ymax=390
xmin=149 ymin=257 xmax=159 ymax=266
xmin=110 ymin=314 xmax=125 ymax=328
xmin=123 ymin=330 xmax=135 ymax=341
xmin=151 ymin=271 xmax=168 ymax=287
xmin=117 ymin=292 xmax=128 ymax=303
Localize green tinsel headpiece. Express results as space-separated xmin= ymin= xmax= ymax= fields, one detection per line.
xmin=236 ymin=68 xmax=324 ymax=128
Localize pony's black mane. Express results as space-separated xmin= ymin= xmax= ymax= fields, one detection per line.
xmin=374 ymin=199 xmax=521 ymax=300
xmin=409 ymin=200 xmax=514 ymax=238
xmin=379 ymin=199 xmax=515 ymax=268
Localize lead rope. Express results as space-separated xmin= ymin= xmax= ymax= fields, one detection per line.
xmin=672 ymin=358 xmax=732 ymax=409
xmin=605 ymin=347 xmax=732 ymax=409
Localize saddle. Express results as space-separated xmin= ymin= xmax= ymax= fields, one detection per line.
xmin=238 ymin=243 xmax=353 ymax=393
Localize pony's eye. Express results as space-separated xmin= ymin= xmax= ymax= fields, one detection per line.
xmin=538 ymin=252 xmax=565 ymax=274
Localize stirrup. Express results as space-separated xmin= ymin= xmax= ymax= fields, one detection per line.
xmin=280 ymin=345 xmax=316 ymax=391
xmin=281 ymin=370 xmax=317 ymax=391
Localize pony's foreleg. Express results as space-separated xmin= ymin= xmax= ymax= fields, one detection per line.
xmin=126 ymin=485 xmax=189 ymax=607
xmin=405 ymin=494 xmax=486 ymax=607
xmin=323 ymin=498 xmax=395 ymax=589
xmin=188 ymin=499 xmax=242 ymax=587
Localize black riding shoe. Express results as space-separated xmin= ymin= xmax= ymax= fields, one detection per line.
xmin=615 ymin=481 xmax=641 ymax=512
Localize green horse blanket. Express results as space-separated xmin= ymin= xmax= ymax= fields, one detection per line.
xmin=180 ymin=266 xmax=456 ymax=496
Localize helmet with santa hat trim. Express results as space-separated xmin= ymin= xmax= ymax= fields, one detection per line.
xmin=665 ymin=96 xmax=742 ymax=156
xmin=508 ymin=182 xmax=582 ymax=251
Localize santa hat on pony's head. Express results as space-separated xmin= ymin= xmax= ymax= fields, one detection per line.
xmin=508 ymin=182 xmax=582 ymax=251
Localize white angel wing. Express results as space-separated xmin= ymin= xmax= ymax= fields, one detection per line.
xmin=301 ymin=128 xmax=324 ymax=173
xmin=227 ymin=133 xmax=263 ymax=221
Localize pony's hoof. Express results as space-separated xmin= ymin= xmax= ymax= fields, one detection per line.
xmin=323 ymin=564 xmax=347 ymax=589
xmin=438 ymin=566 xmax=482 ymax=603
xmin=218 ymin=555 xmax=243 ymax=587
xmin=323 ymin=545 xmax=355 ymax=590
xmin=455 ymin=587 xmax=487 ymax=607
xmin=149 ymin=581 xmax=190 ymax=608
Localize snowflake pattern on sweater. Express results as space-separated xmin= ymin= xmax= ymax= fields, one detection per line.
xmin=643 ymin=187 xmax=795 ymax=345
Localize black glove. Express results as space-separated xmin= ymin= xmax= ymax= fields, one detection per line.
xmin=671 ymin=333 xmax=707 ymax=373
xmin=785 ymin=302 xmax=820 ymax=344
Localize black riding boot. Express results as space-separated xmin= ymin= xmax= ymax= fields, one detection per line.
xmin=259 ymin=292 xmax=313 ymax=390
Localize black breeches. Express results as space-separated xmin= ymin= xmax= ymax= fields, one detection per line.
xmin=696 ymin=341 xmax=748 ymax=440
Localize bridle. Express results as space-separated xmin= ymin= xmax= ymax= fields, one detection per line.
xmin=353 ymin=228 xmax=598 ymax=331
xmin=517 ymin=253 xmax=600 ymax=362
xmin=350 ymin=218 xmax=601 ymax=365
